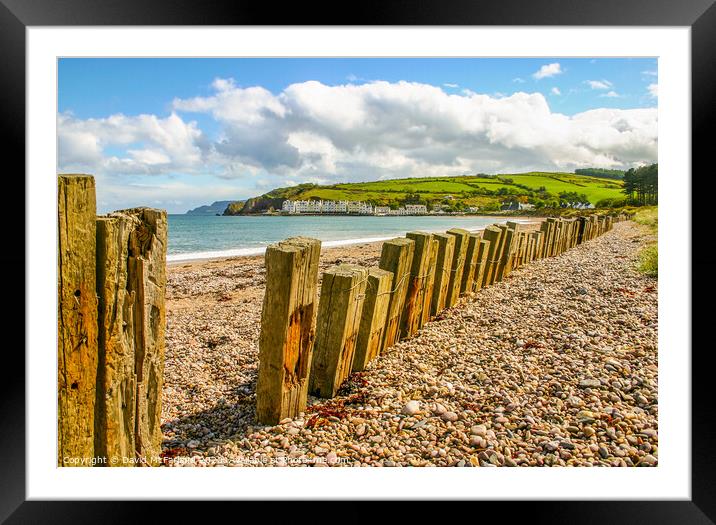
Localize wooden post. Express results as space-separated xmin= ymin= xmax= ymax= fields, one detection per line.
xmin=95 ymin=214 xmax=136 ymax=466
xmin=481 ymin=226 xmax=503 ymax=287
xmin=546 ymin=218 xmax=558 ymax=256
xmin=379 ymin=238 xmax=415 ymax=351
xmin=445 ymin=228 xmax=469 ymax=307
xmin=401 ymin=232 xmax=433 ymax=339
xmin=121 ymin=208 xmax=167 ymax=466
xmin=530 ymin=231 xmax=541 ymax=262
xmin=420 ymin=238 xmax=439 ymax=328
xmin=353 ymin=268 xmax=393 ymax=372
xmin=430 ymin=234 xmax=455 ymax=316
xmin=514 ymin=231 xmax=525 ymax=268
xmin=95 ymin=208 xmax=167 ymax=466
xmin=460 ymin=234 xmax=481 ymax=295
xmin=539 ymin=221 xmax=550 ymax=257
xmin=472 ymin=239 xmax=490 ymax=292
xmin=577 ymin=217 xmax=587 ymax=245
xmin=257 ymin=237 xmax=321 ymax=425
xmin=310 ymin=264 xmax=368 ymax=398
xmin=491 ymin=225 xmax=510 ymax=283
xmin=495 ymin=227 xmax=515 ymax=281
xmin=58 ymin=174 xmax=98 ymax=467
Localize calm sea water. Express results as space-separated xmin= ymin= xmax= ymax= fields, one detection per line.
xmin=167 ymin=214 xmax=527 ymax=262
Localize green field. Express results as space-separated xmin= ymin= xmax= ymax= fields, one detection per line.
xmin=293 ymin=172 xmax=624 ymax=207
xmin=227 ymin=171 xmax=627 ymax=215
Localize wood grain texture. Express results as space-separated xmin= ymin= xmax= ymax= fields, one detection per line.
xmin=401 ymin=231 xmax=433 ymax=339
xmin=472 ymin=239 xmax=490 ymax=292
xmin=120 ymin=207 xmax=167 ymax=466
xmin=481 ymin=226 xmax=503 ymax=288
xmin=353 ymin=267 xmax=392 ymax=372
xmin=445 ymin=228 xmax=469 ymax=307
xmin=95 ymin=214 xmax=136 ymax=466
xmin=379 ymin=238 xmax=415 ymax=352
xmin=310 ymin=264 xmax=368 ymax=398
xmin=257 ymin=237 xmax=321 ymax=424
xmin=430 ymin=233 xmax=455 ymax=317
xmin=460 ymin=234 xmax=481 ymax=295
xmin=495 ymin=227 xmax=515 ymax=281
xmin=420 ymin=238 xmax=439 ymax=328
xmin=58 ymin=174 xmax=98 ymax=466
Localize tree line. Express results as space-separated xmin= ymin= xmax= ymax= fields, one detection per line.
xmin=623 ymin=163 xmax=658 ymax=205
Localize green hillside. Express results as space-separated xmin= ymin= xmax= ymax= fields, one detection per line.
xmin=225 ymin=172 xmax=625 ymax=214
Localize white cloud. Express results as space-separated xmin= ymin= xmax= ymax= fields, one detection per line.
xmin=551 ymin=87 xmax=561 ymax=96
xmin=642 ymin=70 xmax=658 ymax=77
xmin=512 ymin=77 xmax=525 ymax=83
xmin=532 ymin=63 xmax=563 ymax=80
xmin=58 ymin=112 xmax=206 ymax=176
xmin=586 ymin=79 xmax=613 ymax=90
xmin=59 ymin=78 xmax=658 ymax=211
xmin=600 ymin=91 xmax=620 ymax=98
xmin=443 ymin=83 xmax=459 ymax=88
xmin=648 ymin=83 xmax=658 ymax=98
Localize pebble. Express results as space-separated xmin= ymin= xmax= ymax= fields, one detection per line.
xmin=441 ymin=411 xmax=459 ymax=422
xmin=402 ymin=400 xmax=421 ymax=416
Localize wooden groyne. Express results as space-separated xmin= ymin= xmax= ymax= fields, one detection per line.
xmin=256 ymin=213 xmax=625 ymax=424
xmin=58 ymin=174 xmax=167 ymax=466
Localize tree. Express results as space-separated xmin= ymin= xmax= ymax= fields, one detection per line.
xmin=622 ymin=163 xmax=658 ymax=205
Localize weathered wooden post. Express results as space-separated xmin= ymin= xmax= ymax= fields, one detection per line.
xmin=96 ymin=214 xmax=136 ymax=466
xmin=126 ymin=208 xmax=167 ymax=466
xmin=515 ymin=231 xmax=526 ymax=268
xmin=472 ymin=239 xmax=490 ymax=292
xmin=353 ymin=268 xmax=393 ymax=372
xmin=495 ymin=227 xmax=515 ymax=281
xmin=310 ymin=264 xmax=368 ymax=398
xmin=58 ymin=174 xmax=98 ymax=467
xmin=531 ymin=231 xmax=542 ymax=262
xmin=460 ymin=234 xmax=481 ymax=295
xmin=550 ymin=218 xmax=559 ymax=256
xmin=445 ymin=228 xmax=469 ymax=307
xmin=95 ymin=208 xmax=167 ymax=466
xmin=491 ymin=225 xmax=510 ymax=283
xmin=577 ymin=217 xmax=587 ymax=245
xmin=539 ymin=220 xmax=550 ymax=257
xmin=257 ymin=237 xmax=321 ymax=425
xmin=379 ymin=238 xmax=415 ymax=351
xmin=481 ymin=226 xmax=503 ymax=287
xmin=401 ymin=232 xmax=433 ymax=339
xmin=420 ymin=238 xmax=439 ymax=328
xmin=430 ymin=234 xmax=455 ymax=316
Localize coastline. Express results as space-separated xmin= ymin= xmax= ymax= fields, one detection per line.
xmin=167 ymin=215 xmax=543 ymax=265
xmin=162 ymin=221 xmax=658 ymax=467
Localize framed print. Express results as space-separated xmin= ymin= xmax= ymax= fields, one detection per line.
xmin=3 ymin=0 xmax=715 ymax=520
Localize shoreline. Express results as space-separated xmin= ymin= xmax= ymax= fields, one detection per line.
xmin=162 ymin=221 xmax=658 ymax=467
xmin=167 ymin=216 xmax=542 ymax=265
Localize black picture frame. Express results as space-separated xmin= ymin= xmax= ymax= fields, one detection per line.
xmin=3 ymin=0 xmax=713 ymax=521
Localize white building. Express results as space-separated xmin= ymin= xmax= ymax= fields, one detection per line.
xmin=405 ymin=204 xmax=427 ymax=215
xmin=374 ymin=206 xmax=390 ymax=215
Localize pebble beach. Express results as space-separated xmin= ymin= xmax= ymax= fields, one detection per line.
xmin=161 ymin=220 xmax=658 ymax=467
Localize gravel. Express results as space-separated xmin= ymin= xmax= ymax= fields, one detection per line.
xmin=161 ymin=221 xmax=658 ymax=467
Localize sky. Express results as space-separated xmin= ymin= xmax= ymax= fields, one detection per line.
xmin=57 ymin=58 xmax=658 ymax=214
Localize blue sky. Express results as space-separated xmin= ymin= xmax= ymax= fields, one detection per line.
xmin=58 ymin=58 xmax=658 ymax=213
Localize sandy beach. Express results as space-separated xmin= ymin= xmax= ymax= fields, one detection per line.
xmin=161 ymin=220 xmax=658 ymax=467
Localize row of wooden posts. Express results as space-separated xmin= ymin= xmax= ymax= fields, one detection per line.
xmin=256 ymin=213 xmax=625 ymax=425
xmin=58 ymin=174 xmax=167 ymax=467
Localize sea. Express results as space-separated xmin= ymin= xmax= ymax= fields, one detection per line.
xmin=167 ymin=214 xmax=531 ymax=262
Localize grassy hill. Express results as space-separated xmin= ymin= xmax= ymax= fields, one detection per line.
xmin=224 ymin=172 xmax=625 ymax=214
